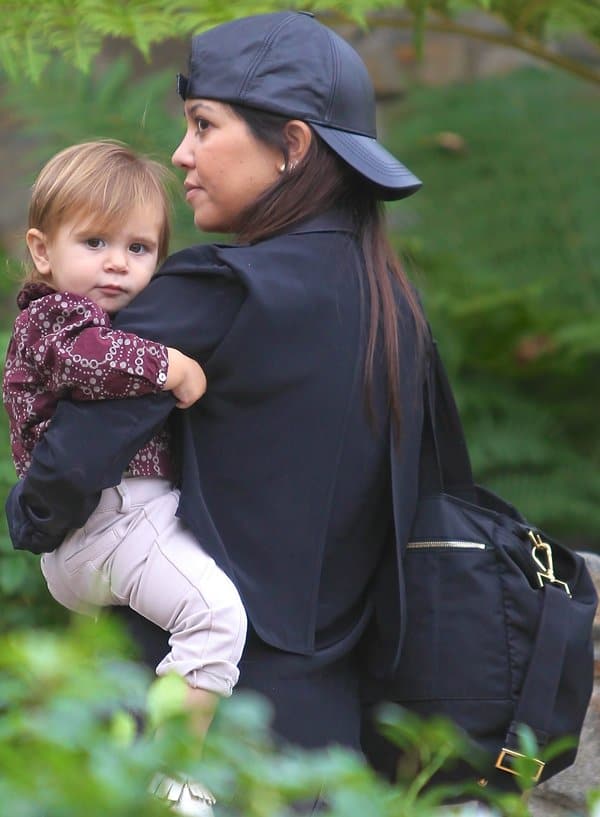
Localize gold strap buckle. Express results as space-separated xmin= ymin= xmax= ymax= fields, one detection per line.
xmin=528 ymin=531 xmax=571 ymax=597
xmin=495 ymin=747 xmax=545 ymax=782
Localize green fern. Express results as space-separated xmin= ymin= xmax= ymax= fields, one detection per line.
xmin=392 ymin=68 xmax=600 ymax=544
xmin=1 ymin=56 xmax=172 ymax=157
xmin=0 ymin=0 xmax=599 ymax=82
xmin=0 ymin=57 xmax=203 ymax=252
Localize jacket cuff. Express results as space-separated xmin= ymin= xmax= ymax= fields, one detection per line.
xmin=5 ymin=482 xmax=65 ymax=554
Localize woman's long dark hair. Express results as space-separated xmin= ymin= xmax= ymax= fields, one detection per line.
xmin=230 ymin=103 xmax=427 ymax=437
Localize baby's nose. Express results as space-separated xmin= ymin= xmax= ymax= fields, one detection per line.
xmin=104 ymin=248 xmax=128 ymax=272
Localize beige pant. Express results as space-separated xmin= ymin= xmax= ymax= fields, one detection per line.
xmin=41 ymin=477 xmax=247 ymax=697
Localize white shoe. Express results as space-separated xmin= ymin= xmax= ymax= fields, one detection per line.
xmin=150 ymin=774 xmax=216 ymax=816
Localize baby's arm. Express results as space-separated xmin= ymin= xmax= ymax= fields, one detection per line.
xmin=165 ymin=348 xmax=206 ymax=409
xmin=24 ymin=291 xmax=205 ymax=407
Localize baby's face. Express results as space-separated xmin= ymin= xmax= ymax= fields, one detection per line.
xmin=40 ymin=204 xmax=162 ymax=314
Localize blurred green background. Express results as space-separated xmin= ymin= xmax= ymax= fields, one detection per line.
xmin=0 ymin=14 xmax=599 ymax=634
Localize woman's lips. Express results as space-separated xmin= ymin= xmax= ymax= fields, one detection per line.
xmin=184 ymin=182 xmax=204 ymax=201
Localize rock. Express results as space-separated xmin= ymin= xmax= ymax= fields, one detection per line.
xmin=528 ymin=551 xmax=600 ymax=817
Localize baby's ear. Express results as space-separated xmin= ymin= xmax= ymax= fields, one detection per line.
xmin=25 ymin=229 xmax=52 ymax=276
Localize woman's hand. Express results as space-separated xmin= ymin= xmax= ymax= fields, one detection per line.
xmin=165 ymin=347 xmax=207 ymax=408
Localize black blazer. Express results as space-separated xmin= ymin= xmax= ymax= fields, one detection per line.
xmin=6 ymin=209 xmax=424 ymax=671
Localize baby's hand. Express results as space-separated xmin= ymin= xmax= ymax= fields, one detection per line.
xmin=165 ymin=348 xmax=207 ymax=409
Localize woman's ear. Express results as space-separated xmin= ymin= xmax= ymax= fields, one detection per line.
xmin=283 ymin=120 xmax=312 ymax=169
xmin=25 ymin=229 xmax=52 ymax=276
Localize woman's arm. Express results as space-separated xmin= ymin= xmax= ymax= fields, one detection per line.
xmin=7 ymin=392 xmax=175 ymax=553
xmin=6 ymin=252 xmax=245 ymax=554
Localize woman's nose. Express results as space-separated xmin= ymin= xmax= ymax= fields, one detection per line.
xmin=172 ymin=131 xmax=194 ymax=168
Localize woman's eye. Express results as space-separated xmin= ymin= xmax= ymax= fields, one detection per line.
xmin=85 ymin=237 xmax=105 ymax=249
xmin=195 ymin=117 xmax=210 ymax=134
xmin=129 ymin=243 xmax=147 ymax=255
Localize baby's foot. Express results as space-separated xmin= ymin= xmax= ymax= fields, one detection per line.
xmin=150 ymin=773 xmax=216 ymax=816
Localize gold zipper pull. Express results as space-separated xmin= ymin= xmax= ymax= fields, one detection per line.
xmin=528 ymin=531 xmax=571 ymax=597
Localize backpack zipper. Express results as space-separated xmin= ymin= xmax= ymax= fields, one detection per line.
xmin=407 ymin=540 xmax=487 ymax=550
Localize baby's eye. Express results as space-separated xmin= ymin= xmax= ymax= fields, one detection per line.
xmin=85 ymin=237 xmax=105 ymax=249
xmin=129 ymin=242 xmax=148 ymax=255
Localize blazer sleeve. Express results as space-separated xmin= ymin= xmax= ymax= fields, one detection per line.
xmin=6 ymin=258 xmax=245 ymax=554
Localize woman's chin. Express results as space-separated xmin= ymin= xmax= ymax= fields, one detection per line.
xmin=193 ymin=214 xmax=235 ymax=237
xmin=194 ymin=212 xmax=220 ymax=233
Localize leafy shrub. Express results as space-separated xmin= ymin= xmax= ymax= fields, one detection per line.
xmin=0 ymin=617 xmax=546 ymax=817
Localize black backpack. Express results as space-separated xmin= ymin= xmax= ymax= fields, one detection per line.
xmin=365 ymin=341 xmax=597 ymax=792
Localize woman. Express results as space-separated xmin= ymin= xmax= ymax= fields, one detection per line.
xmin=7 ymin=8 xmax=427 ymax=796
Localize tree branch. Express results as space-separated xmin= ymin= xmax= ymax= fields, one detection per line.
xmin=317 ymin=10 xmax=600 ymax=86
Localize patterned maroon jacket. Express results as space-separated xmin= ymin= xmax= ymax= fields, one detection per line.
xmin=3 ymin=283 xmax=173 ymax=480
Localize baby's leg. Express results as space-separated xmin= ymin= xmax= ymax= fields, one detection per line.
xmin=107 ymin=479 xmax=247 ymax=715
xmin=41 ymin=549 xmax=101 ymax=617
xmin=40 ymin=487 xmax=127 ymax=615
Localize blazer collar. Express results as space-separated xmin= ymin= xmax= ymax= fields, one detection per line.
xmin=213 ymin=208 xmax=357 ymax=251
xmin=285 ymin=207 xmax=357 ymax=236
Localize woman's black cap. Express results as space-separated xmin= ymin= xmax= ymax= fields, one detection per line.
xmin=177 ymin=11 xmax=422 ymax=201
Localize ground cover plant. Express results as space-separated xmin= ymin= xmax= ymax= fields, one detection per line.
xmin=1 ymin=617 xmax=571 ymax=817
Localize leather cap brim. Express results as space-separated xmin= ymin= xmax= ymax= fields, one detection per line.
xmin=311 ymin=123 xmax=422 ymax=201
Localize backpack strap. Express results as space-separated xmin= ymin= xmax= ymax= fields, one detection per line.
xmin=419 ymin=339 xmax=473 ymax=495
xmin=494 ymin=583 xmax=572 ymax=783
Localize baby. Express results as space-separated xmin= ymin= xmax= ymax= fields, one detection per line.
xmin=3 ymin=140 xmax=247 ymax=817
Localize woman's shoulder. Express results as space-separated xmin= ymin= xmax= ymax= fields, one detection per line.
xmin=157 ymin=210 xmax=357 ymax=275
xmin=216 ymin=211 xmax=359 ymax=268
xmin=155 ymin=243 xmax=237 ymax=281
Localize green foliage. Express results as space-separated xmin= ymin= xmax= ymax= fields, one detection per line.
xmin=0 ymin=248 xmax=65 ymax=630
xmin=0 ymin=0 xmax=599 ymax=82
xmin=0 ymin=617 xmax=553 ymax=816
xmin=2 ymin=56 xmax=173 ymax=154
xmin=0 ymin=56 xmax=203 ymax=253
xmin=0 ymin=619 xmax=171 ymax=816
xmin=0 ymin=248 xmax=63 ymax=631
xmin=386 ymin=67 xmax=600 ymax=544
xmin=377 ymin=707 xmax=553 ymax=815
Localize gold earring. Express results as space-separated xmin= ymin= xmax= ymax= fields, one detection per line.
xmin=278 ymin=162 xmax=286 ymax=173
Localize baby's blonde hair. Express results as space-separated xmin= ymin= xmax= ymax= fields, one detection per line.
xmin=26 ymin=140 xmax=173 ymax=282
